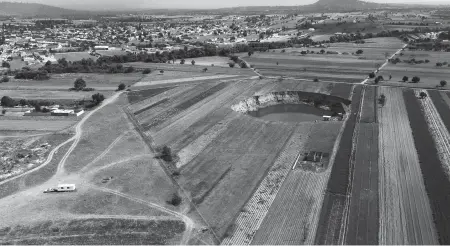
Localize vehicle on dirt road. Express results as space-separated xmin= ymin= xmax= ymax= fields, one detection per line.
xmin=43 ymin=184 xmax=76 ymax=193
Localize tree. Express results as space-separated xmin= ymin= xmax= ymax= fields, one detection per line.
xmin=0 ymin=76 xmax=9 ymax=83
xmin=124 ymin=66 xmax=134 ymax=73
xmin=320 ymin=49 xmax=325 ymax=54
xmin=19 ymin=99 xmax=28 ymax=106
xmin=180 ymin=59 xmax=185 ymax=65
xmin=228 ymin=62 xmax=235 ymax=68
xmin=425 ymin=59 xmax=430 ymax=63
xmin=118 ymin=83 xmax=126 ymax=91
xmin=412 ymin=76 xmax=420 ymax=83
xmin=92 ymin=93 xmax=105 ymax=105
xmin=356 ymin=49 xmax=364 ymax=55
xmin=436 ymin=62 xmax=443 ymax=67
xmin=369 ymin=72 xmax=376 ymax=79
xmin=166 ymin=193 xmax=182 ymax=206
xmin=378 ymin=94 xmax=386 ymax=106
xmin=248 ymin=51 xmax=253 ymax=57
xmin=301 ymin=51 xmax=307 ymax=55
xmin=142 ymin=68 xmax=151 ymax=74
xmin=191 ymin=60 xmax=195 ymax=65
xmin=202 ymin=68 xmax=208 ymax=72
xmin=34 ymin=104 xmax=41 ymax=112
xmin=402 ymin=76 xmax=409 ymax=82
xmin=441 ymin=80 xmax=447 ymax=87
xmin=313 ymin=78 xmax=319 ymax=82
xmin=45 ymin=60 xmax=52 ymax=66
xmin=74 ymin=78 xmax=86 ymax=91
xmin=377 ymin=75 xmax=384 ymax=81
xmin=374 ymin=77 xmax=380 ymax=84
xmin=1 ymin=61 xmax=10 ymax=68
xmin=419 ymin=91 xmax=427 ymax=99
xmin=1 ymin=96 xmax=16 ymax=107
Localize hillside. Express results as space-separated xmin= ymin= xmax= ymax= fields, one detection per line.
xmin=308 ymin=0 xmax=386 ymax=11
xmin=0 ymin=2 xmax=86 ymax=17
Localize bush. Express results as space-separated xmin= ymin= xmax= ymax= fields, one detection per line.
xmin=437 ymin=62 xmax=443 ymax=67
xmin=356 ymin=49 xmax=364 ymax=55
xmin=81 ymin=88 xmax=95 ymax=91
xmin=369 ymin=72 xmax=376 ymax=79
xmin=300 ymin=51 xmax=307 ymax=55
xmin=74 ymin=78 xmax=86 ymax=91
xmin=191 ymin=60 xmax=195 ymax=65
xmin=403 ymin=76 xmax=409 ymax=82
xmin=19 ymin=99 xmax=28 ymax=106
xmin=425 ymin=59 xmax=430 ymax=63
xmin=42 ymin=107 xmax=50 ymax=113
xmin=239 ymin=62 xmax=248 ymax=68
xmin=156 ymin=146 xmax=173 ymax=162
xmin=228 ymin=62 xmax=235 ymax=68
xmin=124 ymin=66 xmax=135 ymax=73
xmin=441 ymin=80 xmax=447 ymax=87
xmin=142 ymin=68 xmax=151 ymax=74
xmin=1 ymin=96 xmax=16 ymax=107
xmin=92 ymin=93 xmax=105 ymax=105
xmin=160 ymin=70 xmax=164 ymax=74
xmin=118 ymin=83 xmax=126 ymax=91
xmin=412 ymin=76 xmax=420 ymax=83
xmin=444 ymin=62 xmax=448 ymax=66
xmin=313 ymin=77 xmax=319 ymax=82
xmin=0 ymin=76 xmax=9 ymax=83
xmin=180 ymin=59 xmax=185 ymax=65
xmin=166 ymin=193 xmax=182 ymax=206
xmin=1 ymin=61 xmax=10 ymax=68
xmin=1 ymin=109 xmax=5 ymax=115
xmin=420 ymin=91 xmax=427 ymax=99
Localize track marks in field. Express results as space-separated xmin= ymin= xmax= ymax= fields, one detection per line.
xmin=378 ymin=87 xmax=437 ymax=244
xmin=221 ymin=123 xmax=313 ymax=245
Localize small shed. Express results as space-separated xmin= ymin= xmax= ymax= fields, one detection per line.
xmin=323 ymin=115 xmax=331 ymax=121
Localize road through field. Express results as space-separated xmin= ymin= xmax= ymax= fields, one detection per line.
xmin=361 ymin=44 xmax=407 ymax=84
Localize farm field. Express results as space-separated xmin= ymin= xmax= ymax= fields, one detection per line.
xmin=404 ymin=89 xmax=450 ymax=244
xmin=0 ymin=119 xmax=76 ymax=131
xmin=315 ymin=85 xmax=363 ymax=245
xmin=242 ymin=38 xmax=404 ymax=83
xmin=0 ymin=89 xmax=108 ymax=101
xmin=378 ymin=87 xmax=437 ymax=244
xmin=125 ymin=77 xmax=352 ymax=241
xmin=0 ymin=73 xmax=144 ymax=91
xmin=376 ymin=50 xmax=450 ymax=88
xmin=54 ymin=52 xmax=96 ymax=62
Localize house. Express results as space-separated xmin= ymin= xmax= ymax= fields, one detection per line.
xmin=51 ymin=109 xmax=84 ymax=117
xmin=94 ymin=45 xmax=109 ymax=50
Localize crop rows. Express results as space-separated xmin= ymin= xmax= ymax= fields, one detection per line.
xmin=221 ymin=123 xmax=313 ymax=245
xmin=136 ymin=83 xmax=218 ymax=124
xmin=133 ymin=98 xmax=169 ymax=116
xmin=314 ymin=85 xmax=362 ymax=244
xmin=417 ymin=90 xmax=450 ymax=176
xmin=127 ymin=87 xmax=173 ymax=104
xmin=252 ymin=170 xmax=330 ymax=245
xmin=141 ymin=82 xmax=229 ymax=131
xmin=345 ymin=123 xmax=379 ymax=244
xmin=429 ymin=90 xmax=450 ymax=134
xmin=128 ymin=86 xmax=192 ymax=114
xmin=151 ymin=79 xmax=253 ymax=144
xmin=359 ymin=86 xmax=377 ymax=123
xmin=168 ymin=80 xmax=270 ymax=153
xmin=378 ymin=87 xmax=437 ymax=245
xmin=404 ymin=89 xmax=450 ymax=244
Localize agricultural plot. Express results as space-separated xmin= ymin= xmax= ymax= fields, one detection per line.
xmin=1 ymin=73 xmax=143 ymax=91
xmin=0 ymin=90 xmax=105 ymax=101
xmin=378 ymin=87 xmax=437 ymax=244
xmin=127 ymin=77 xmax=349 ymax=241
xmin=404 ymin=89 xmax=450 ymax=244
xmin=330 ymin=83 xmax=354 ymax=99
xmin=315 ymin=85 xmax=362 ymax=245
xmin=123 ymin=62 xmax=256 ymax=76
xmin=0 ymin=218 xmax=185 ymax=245
xmin=250 ymin=122 xmax=342 ymax=245
xmin=377 ymin=50 xmax=450 ymax=89
xmin=0 ymin=120 xmax=75 ymax=131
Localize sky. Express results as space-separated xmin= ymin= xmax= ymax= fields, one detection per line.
xmin=2 ymin=0 xmax=450 ymax=10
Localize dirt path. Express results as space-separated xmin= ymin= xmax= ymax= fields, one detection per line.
xmin=361 ymin=44 xmax=408 ymax=85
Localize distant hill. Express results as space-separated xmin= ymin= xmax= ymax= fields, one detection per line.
xmin=306 ymin=0 xmax=387 ymax=11
xmin=0 ymin=2 xmax=87 ymax=17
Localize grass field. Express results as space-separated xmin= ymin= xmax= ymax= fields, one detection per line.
xmin=241 ymin=38 xmax=404 ymax=83
xmin=1 ymin=73 xmax=144 ymax=91
xmin=0 ymin=218 xmax=185 ymax=245
xmin=0 ymin=120 xmax=76 ymax=131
